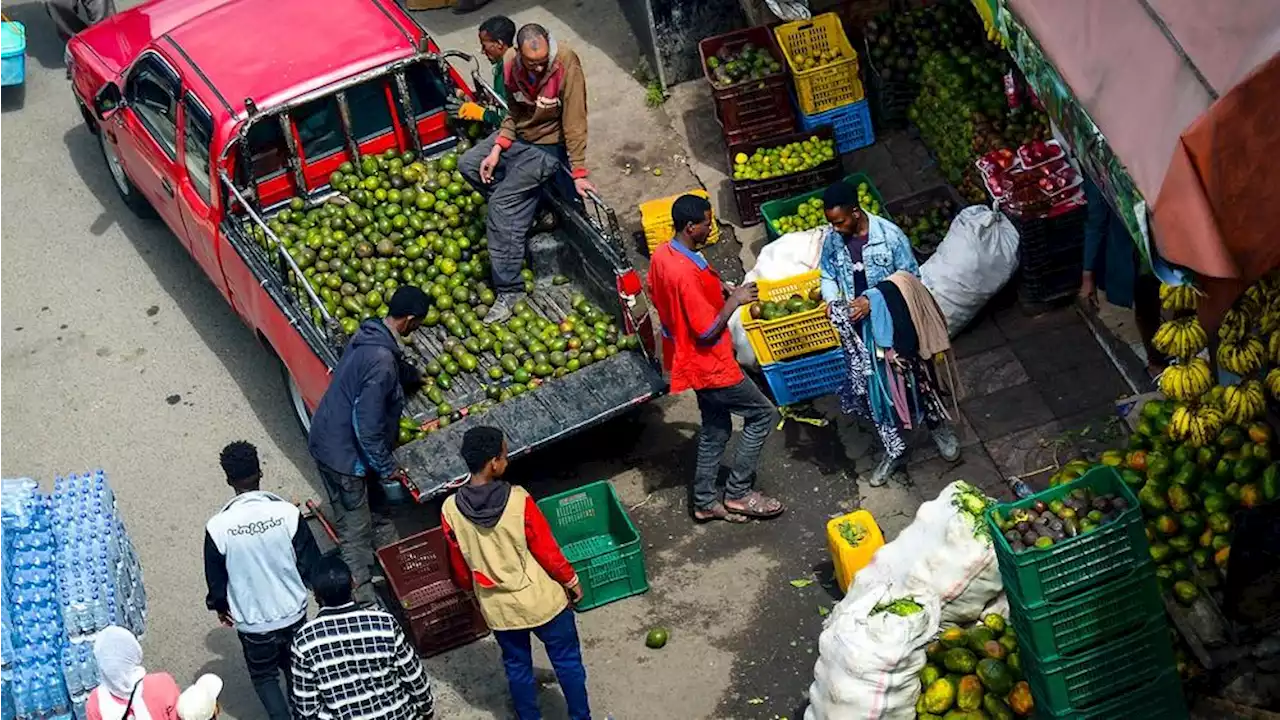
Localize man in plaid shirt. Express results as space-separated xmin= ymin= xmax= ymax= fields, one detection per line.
xmin=289 ymin=556 xmax=434 ymax=719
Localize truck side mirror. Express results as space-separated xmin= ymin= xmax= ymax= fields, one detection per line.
xmin=93 ymin=82 xmax=123 ymax=121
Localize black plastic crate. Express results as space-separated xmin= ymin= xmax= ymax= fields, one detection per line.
xmin=1019 ymin=264 xmax=1082 ymax=304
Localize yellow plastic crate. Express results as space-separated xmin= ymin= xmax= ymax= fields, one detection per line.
xmin=740 ymin=270 xmax=839 ymax=364
xmin=639 ymin=189 xmax=721 ymax=255
xmin=826 ymin=510 xmax=885 ymax=593
xmin=774 ymin=13 xmax=864 ymax=115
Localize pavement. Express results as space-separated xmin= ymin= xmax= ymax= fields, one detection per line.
xmin=0 ymin=0 xmax=1139 ymax=718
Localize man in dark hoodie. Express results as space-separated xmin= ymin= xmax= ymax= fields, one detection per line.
xmin=441 ymin=426 xmax=591 ymax=720
xmin=308 ymin=286 xmax=428 ymax=606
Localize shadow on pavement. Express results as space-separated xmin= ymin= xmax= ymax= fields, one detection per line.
xmin=195 ymin=628 xmax=262 ymax=720
xmin=59 ymin=124 xmax=318 ymax=486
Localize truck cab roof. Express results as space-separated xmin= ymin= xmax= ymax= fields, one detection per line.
xmin=77 ymin=0 xmax=424 ymax=122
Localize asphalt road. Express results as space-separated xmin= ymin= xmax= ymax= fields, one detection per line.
xmin=0 ymin=2 xmax=880 ymax=718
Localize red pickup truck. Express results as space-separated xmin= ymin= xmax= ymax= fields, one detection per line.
xmin=68 ymin=0 xmax=663 ymax=497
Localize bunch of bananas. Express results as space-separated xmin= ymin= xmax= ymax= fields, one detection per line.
xmin=1263 ymin=309 xmax=1280 ymax=335
xmin=1217 ymin=336 xmax=1264 ymax=375
xmin=1160 ymin=283 xmax=1199 ymax=312
xmin=1169 ymin=404 xmax=1225 ymax=448
xmin=1154 ymin=316 xmax=1208 ymax=359
xmin=1268 ymin=331 xmax=1280 ymax=365
xmin=1218 ymin=307 xmax=1250 ymax=343
xmin=1157 ymin=358 xmax=1213 ymax=401
xmin=1267 ymin=367 xmax=1280 ymax=401
xmin=1223 ymin=380 xmax=1266 ymax=425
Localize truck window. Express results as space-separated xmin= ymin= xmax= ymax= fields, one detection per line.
xmin=405 ymin=62 xmax=448 ymax=118
xmin=246 ymin=120 xmax=287 ymax=180
xmin=344 ymin=79 xmax=395 ymax=140
xmin=124 ymin=54 xmax=180 ymax=158
xmin=294 ymin=96 xmax=344 ymax=160
xmin=182 ymin=96 xmax=214 ymax=204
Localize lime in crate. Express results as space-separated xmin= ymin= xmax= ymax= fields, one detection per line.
xmin=739 ymin=270 xmax=838 ymax=365
xmin=759 ymin=172 xmax=886 ymax=240
xmin=538 ymin=481 xmax=648 ymax=611
xmin=727 ymin=126 xmax=843 ymax=226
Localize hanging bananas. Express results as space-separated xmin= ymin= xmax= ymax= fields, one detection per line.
xmin=1267 ymin=367 xmax=1280 ymax=401
xmin=1168 ymin=404 xmax=1225 ymax=448
xmin=1217 ymin=307 xmax=1250 ymax=344
xmin=1268 ymin=330 xmax=1280 ymax=365
xmin=1153 ymin=316 xmax=1208 ymax=359
xmin=1216 ymin=336 xmax=1265 ymax=375
xmin=1223 ymin=380 xmax=1267 ymax=425
xmin=1157 ymin=358 xmax=1213 ymax=401
xmin=1159 ymin=283 xmax=1199 ymax=313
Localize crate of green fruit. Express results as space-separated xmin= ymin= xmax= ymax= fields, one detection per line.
xmin=760 ymin=172 xmax=886 ymax=240
xmin=1008 ymin=563 xmax=1164 ymax=663
xmin=1023 ymin=615 xmax=1179 ymax=715
xmin=986 ymin=466 xmax=1149 ymax=609
xmin=728 ymin=126 xmax=843 ymax=225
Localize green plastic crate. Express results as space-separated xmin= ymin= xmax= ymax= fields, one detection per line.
xmin=1009 ymin=563 xmax=1164 ymax=662
xmin=1034 ymin=670 xmax=1188 ymax=720
xmin=1023 ymin=616 xmax=1179 ymax=714
xmin=537 ymin=481 xmax=648 ymax=611
xmin=759 ymin=172 xmax=888 ymax=240
xmin=985 ymin=466 xmax=1148 ymax=608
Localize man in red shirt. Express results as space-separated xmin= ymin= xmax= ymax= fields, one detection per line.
xmin=647 ymin=195 xmax=784 ymax=523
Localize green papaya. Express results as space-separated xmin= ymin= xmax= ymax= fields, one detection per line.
xmin=940 ymin=627 xmax=969 ymax=649
xmin=1171 ymin=464 xmax=1199 ymax=489
xmin=1172 ymin=443 xmax=1196 ymax=466
xmin=1139 ymin=483 xmax=1169 ymax=513
xmin=927 ymin=641 xmax=947 ymax=664
xmin=922 ymin=677 xmax=957 ymax=714
xmin=1168 ymin=534 xmax=1195 ymax=555
xmin=1207 ymin=511 xmax=1232 ymax=534
xmin=1007 ymin=652 xmax=1022 ymax=679
xmin=983 ymin=693 xmax=1015 ymax=720
xmin=1146 ymin=452 xmax=1172 ymax=480
xmin=1262 ymin=462 xmax=1280 ymax=501
xmin=1120 ymin=468 xmax=1145 ymax=489
xmin=967 ymin=627 xmax=995 ymax=654
xmin=920 ymin=664 xmax=943 ymax=687
xmin=1195 ymin=445 xmax=1219 ymax=471
xmin=1179 ymin=511 xmax=1205 ymax=534
xmin=982 ymin=613 xmax=1007 ymax=634
xmin=1234 ymin=456 xmax=1262 ymax=483
xmin=956 ymin=675 xmax=984 ymax=711
xmin=976 ymin=658 xmax=1014 ymax=696
xmin=1203 ymin=493 xmax=1229 ymax=514
xmin=998 ymin=634 xmax=1018 ymax=655
xmin=1219 ymin=425 xmax=1245 ymax=449
xmin=1166 ymin=485 xmax=1193 ymax=513
xmin=943 ymin=648 xmax=978 ymax=674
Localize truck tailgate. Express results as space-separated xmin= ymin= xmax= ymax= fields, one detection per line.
xmin=394 ymin=349 xmax=664 ymax=499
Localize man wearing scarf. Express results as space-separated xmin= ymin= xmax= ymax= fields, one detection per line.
xmin=460 ymin=23 xmax=595 ymax=325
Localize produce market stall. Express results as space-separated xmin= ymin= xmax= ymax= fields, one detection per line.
xmin=985 ymin=0 xmax=1280 ymax=328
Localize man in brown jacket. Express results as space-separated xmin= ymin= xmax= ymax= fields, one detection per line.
xmin=460 ymin=23 xmax=595 ymax=324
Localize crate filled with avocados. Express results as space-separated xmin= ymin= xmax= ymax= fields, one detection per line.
xmin=915 ymin=613 xmax=1035 ymax=719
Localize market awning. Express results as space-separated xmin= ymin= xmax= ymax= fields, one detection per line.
xmin=995 ymin=0 xmax=1280 ymax=318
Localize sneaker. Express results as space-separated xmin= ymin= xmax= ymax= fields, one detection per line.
xmin=865 ymin=454 xmax=900 ymax=487
xmin=483 ymin=292 xmax=524 ymax=324
xmin=931 ymin=423 xmax=961 ymax=462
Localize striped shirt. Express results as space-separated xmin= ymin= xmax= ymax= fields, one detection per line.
xmin=290 ymin=603 xmax=433 ymax=720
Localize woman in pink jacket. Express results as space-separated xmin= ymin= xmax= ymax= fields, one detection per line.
xmin=86 ymin=626 xmax=181 ymax=720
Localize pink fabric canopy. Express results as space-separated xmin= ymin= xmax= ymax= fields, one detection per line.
xmin=1008 ymin=0 xmax=1280 ymax=322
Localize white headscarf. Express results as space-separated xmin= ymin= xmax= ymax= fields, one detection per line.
xmin=94 ymin=626 xmax=147 ymax=699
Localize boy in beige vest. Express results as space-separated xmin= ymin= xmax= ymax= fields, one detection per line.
xmin=441 ymin=426 xmax=591 ymax=719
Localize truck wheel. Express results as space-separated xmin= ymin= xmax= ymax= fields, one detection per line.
xmin=282 ymin=361 xmax=313 ymax=437
xmin=98 ymin=129 xmax=156 ymax=219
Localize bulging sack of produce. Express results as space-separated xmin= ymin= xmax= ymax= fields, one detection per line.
xmin=805 ymin=583 xmax=941 ymax=720
xmin=920 ymin=206 xmax=1019 ymax=335
xmin=846 ymin=481 xmax=1003 ymax=626
xmin=729 ymin=228 xmax=826 ymax=369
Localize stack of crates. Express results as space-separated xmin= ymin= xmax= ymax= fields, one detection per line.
xmin=985 ymin=467 xmax=1188 ymax=719
xmin=376 ymin=528 xmax=489 ymax=657
xmin=775 ymin=13 xmax=874 ymax=155
xmin=698 ymin=26 xmax=796 ymax=148
xmin=638 ymin=189 xmax=720 ymax=256
xmin=743 ymin=270 xmax=844 ymax=406
xmin=538 ymin=481 xmax=648 ymax=611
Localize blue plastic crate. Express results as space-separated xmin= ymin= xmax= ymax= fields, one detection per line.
xmin=1 ymin=22 xmax=25 ymax=88
xmin=798 ymin=99 xmax=874 ymax=154
xmin=761 ymin=348 xmax=845 ymax=405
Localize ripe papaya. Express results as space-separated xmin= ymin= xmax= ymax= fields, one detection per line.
xmin=1006 ymin=680 xmax=1034 ymax=716
xmin=940 ymin=627 xmax=968 ymax=649
xmin=956 ymin=675 xmax=984 ymax=710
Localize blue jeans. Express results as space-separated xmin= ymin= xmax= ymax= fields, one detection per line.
xmin=493 ymin=608 xmax=590 ymax=720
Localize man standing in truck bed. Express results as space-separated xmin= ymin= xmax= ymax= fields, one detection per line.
xmin=460 ymin=23 xmax=595 ymax=324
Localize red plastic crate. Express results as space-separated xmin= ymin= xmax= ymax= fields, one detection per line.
xmin=718 ymin=111 xmax=797 ymax=149
xmin=376 ymin=528 xmax=489 ymax=656
xmin=700 ymin=26 xmax=796 ymax=146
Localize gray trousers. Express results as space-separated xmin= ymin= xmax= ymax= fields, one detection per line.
xmin=693 ymin=379 xmax=778 ymax=511
xmin=459 ymin=132 xmax=560 ymax=293
xmin=317 ymin=464 xmax=397 ymax=604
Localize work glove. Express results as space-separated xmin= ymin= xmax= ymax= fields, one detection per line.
xmin=445 ymin=95 xmax=489 ymax=122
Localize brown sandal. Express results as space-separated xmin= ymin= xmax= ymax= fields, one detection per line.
xmin=725 ymin=491 xmax=785 ymax=519
xmin=693 ymin=502 xmax=750 ymax=524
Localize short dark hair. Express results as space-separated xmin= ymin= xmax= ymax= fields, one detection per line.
xmin=671 ymin=194 xmax=712 ymax=235
xmin=312 ymin=555 xmax=354 ymax=607
xmin=387 ymin=286 xmax=429 ymax=319
xmin=516 ymin=23 xmax=549 ymax=48
xmin=460 ymin=426 xmax=505 ymax=473
xmin=822 ymin=181 xmax=858 ymax=211
xmin=219 ymin=441 xmax=260 ymax=483
xmin=479 ymin=16 xmax=515 ymax=46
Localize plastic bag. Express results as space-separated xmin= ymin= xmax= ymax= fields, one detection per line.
xmin=805 ymin=583 xmax=941 ymax=720
xmin=845 ymin=481 xmax=1003 ymax=626
xmin=729 ymin=228 xmax=826 ymax=369
xmin=920 ymin=206 xmax=1019 ymax=335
